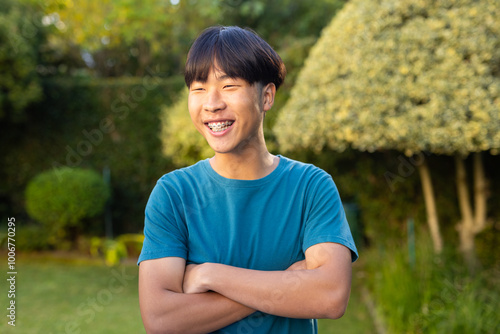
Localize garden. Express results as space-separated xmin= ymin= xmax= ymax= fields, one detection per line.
xmin=1 ymin=0 xmax=499 ymax=333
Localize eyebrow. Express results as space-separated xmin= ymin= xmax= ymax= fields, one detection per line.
xmin=215 ymin=73 xmax=233 ymax=81
xmin=190 ymin=74 xmax=239 ymax=86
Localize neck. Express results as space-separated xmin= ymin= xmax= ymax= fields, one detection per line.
xmin=210 ymin=146 xmax=278 ymax=180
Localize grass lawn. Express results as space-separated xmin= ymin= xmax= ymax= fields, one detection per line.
xmin=1 ymin=254 xmax=144 ymax=334
xmin=1 ymin=254 xmax=373 ymax=333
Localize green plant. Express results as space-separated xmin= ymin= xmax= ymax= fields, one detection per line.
xmin=0 ymin=0 xmax=43 ymax=120
xmin=363 ymin=232 xmax=500 ymax=334
xmin=276 ymin=0 xmax=500 ymax=155
xmin=25 ymin=167 xmax=111 ymax=243
xmin=419 ymin=273 xmax=499 ymax=334
xmin=12 ymin=224 xmax=53 ymax=251
xmin=90 ymin=233 xmax=144 ymax=266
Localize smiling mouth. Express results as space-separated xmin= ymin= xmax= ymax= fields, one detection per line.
xmin=207 ymin=121 xmax=234 ymax=132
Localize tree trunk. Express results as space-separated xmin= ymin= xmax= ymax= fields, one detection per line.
xmin=455 ymin=154 xmax=477 ymax=272
xmin=136 ymin=38 xmax=151 ymax=76
xmin=454 ymin=153 xmax=488 ymax=273
xmin=417 ymin=160 xmax=443 ymax=254
xmin=473 ymin=152 xmax=488 ymax=233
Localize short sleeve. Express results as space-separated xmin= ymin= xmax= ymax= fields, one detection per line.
xmin=302 ymin=171 xmax=358 ymax=262
xmin=137 ymin=180 xmax=189 ymax=265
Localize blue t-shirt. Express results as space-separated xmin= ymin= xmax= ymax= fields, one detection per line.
xmin=138 ymin=155 xmax=358 ymax=333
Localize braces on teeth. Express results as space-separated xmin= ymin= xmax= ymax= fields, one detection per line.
xmin=209 ymin=121 xmax=233 ymax=132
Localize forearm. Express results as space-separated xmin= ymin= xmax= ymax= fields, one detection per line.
xmin=139 ymin=257 xmax=255 ymax=334
xmin=196 ymin=264 xmax=348 ymax=319
xmin=184 ymin=244 xmax=354 ymax=320
xmin=141 ymin=288 xmax=254 ymax=334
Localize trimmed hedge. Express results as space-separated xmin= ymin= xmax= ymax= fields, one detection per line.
xmin=25 ymin=167 xmax=110 ymax=235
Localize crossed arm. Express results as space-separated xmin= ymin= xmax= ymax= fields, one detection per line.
xmin=138 ymin=242 xmax=352 ymax=334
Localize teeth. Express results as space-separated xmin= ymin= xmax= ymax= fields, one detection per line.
xmin=208 ymin=121 xmax=234 ymax=132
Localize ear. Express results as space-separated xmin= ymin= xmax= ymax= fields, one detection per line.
xmin=262 ymin=83 xmax=276 ymax=112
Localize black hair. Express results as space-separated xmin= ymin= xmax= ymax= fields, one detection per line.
xmin=184 ymin=26 xmax=286 ymax=89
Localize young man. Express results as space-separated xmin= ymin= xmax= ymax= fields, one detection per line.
xmin=138 ymin=26 xmax=358 ymax=334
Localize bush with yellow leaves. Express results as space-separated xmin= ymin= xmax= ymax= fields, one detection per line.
xmin=275 ymin=0 xmax=500 ymax=155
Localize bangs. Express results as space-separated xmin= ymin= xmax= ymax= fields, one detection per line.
xmin=184 ymin=30 xmax=219 ymax=86
xmin=184 ymin=26 xmax=285 ymax=89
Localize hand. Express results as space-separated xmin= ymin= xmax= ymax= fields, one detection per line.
xmin=183 ymin=263 xmax=211 ymax=294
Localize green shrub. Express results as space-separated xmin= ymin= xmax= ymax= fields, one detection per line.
xmin=25 ymin=167 xmax=111 ymax=242
xmin=0 ymin=0 xmax=43 ymax=121
xmin=90 ymin=233 xmax=144 ymax=266
xmin=14 ymin=224 xmax=53 ymax=251
xmin=363 ymin=232 xmax=500 ymax=334
xmin=419 ymin=272 xmax=499 ymax=334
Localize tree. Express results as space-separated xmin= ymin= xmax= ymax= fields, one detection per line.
xmin=42 ymin=0 xmax=222 ymax=76
xmin=274 ymin=0 xmax=500 ymax=270
xmin=41 ymin=0 xmax=347 ymax=77
xmin=25 ymin=167 xmax=111 ymax=246
xmin=0 ymin=0 xmax=43 ymax=120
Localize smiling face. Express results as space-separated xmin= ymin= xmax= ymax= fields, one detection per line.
xmin=188 ymin=67 xmax=275 ymax=156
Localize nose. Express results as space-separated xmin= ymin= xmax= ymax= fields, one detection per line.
xmin=203 ymin=89 xmax=226 ymax=112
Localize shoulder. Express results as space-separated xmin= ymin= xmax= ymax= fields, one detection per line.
xmin=156 ymin=159 xmax=209 ymax=189
xmin=279 ymin=155 xmax=333 ymax=183
xmin=278 ymin=155 xmax=340 ymax=201
xmin=148 ymin=160 xmax=210 ymax=203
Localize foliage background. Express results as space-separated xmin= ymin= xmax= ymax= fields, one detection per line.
xmin=1 ymin=76 xmax=184 ymax=238
xmin=1 ymin=0 xmax=348 ymax=239
xmin=275 ymin=0 xmax=500 ymax=155
xmin=0 ymin=0 xmax=499 ymax=332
